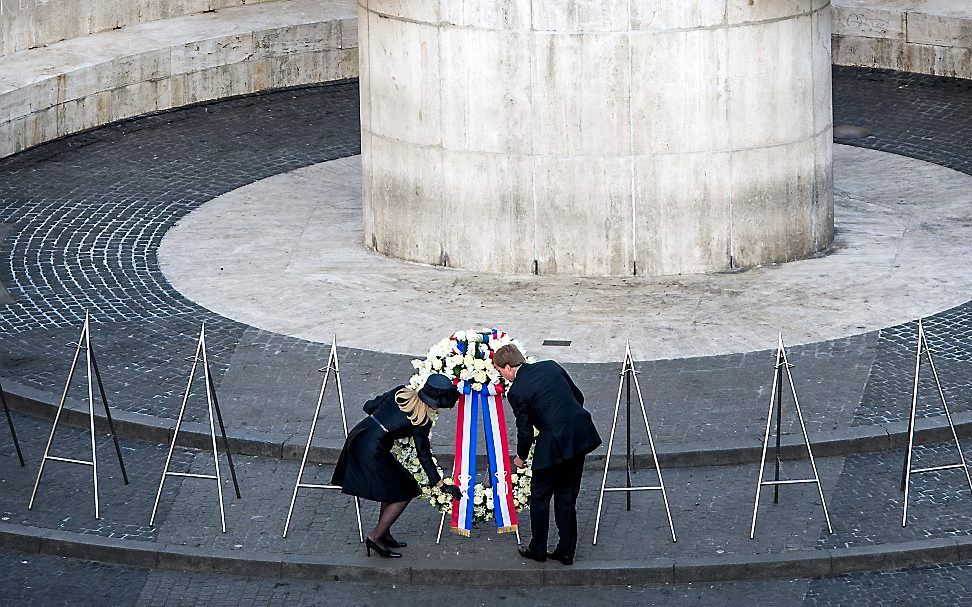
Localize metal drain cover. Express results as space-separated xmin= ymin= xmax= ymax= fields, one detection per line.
xmin=834 ymin=124 xmax=872 ymax=139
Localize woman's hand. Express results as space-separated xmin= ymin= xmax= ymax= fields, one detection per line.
xmin=439 ymin=482 xmax=463 ymax=501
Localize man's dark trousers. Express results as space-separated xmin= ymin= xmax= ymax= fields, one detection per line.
xmin=528 ymin=455 xmax=585 ymax=556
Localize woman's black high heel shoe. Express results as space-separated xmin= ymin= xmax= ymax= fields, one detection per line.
xmin=382 ymin=533 xmax=407 ymax=548
xmin=365 ymin=537 xmax=402 ymax=558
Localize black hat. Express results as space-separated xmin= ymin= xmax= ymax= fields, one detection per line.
xmin=419 ymin=374 xmax=459 ymax=410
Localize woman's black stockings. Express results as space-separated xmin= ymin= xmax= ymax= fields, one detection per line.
xmin=371 ymin=500 xmax=409 ymax=545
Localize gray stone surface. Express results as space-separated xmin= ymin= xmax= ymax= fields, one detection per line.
xmin=358 ymin=0 xmax=834 ymax=276
xmin=3 ymin=72 xmax=972 ymax=460
xmin=7 ymin=544 xmax=972 ymax=606
xmin=0 ymin=547 xmax=809 ymax=606
xmin=0 ymin=0 xmax=357 ymax=159
xmin=0 ymin=82 xmax=360 ymax=425
xmin=852 ymin=310 xmax=972 ymax=428
xmin=143 ymin=329 xmax=884 ymax=458
xmin=818 ymin=441 xmax=972 ymax=549
xmin=7 ymin=406 xmax=972 ymax=572
xmin=1 ymin=66 xmax=972 ymax=599
xmin=159 ymin=146 xmax=972 ymax=363
xmin=0 ymin=0 xmax=281 ymax=55
xmin=833 ymin=0 xmax=972 ymax=80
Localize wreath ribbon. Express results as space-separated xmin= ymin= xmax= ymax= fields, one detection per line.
xmin=450 ymin=386 xmax=518 ymax=536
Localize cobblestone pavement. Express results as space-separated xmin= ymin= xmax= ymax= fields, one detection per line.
xmin=0 ymin=67 xmax=972 ymax=601
xmin=0 ymin=548 xmax=807 ymax=606
xmin=0 ymin=82 xmax=362 ymax=424
xmin=3 ymin=70 xmax=972 ymax=456
xmin=818 ymin=440 xmax=972 ymax=549
xmin=208 ymin=331 xmax=878 ymax=455
xmin=803 ymin=561 xmax=972 ymax=607
xmin=0 ymin=410 xmax=830 ymax=563
xmin=6 ymin=407 xmax=972 ymax=566
xmin=832 ymin=67 xmax=972 ymax=176
xmin=832 ymin=67 xmax=972 ymax=429
xmin=6 ymin=546 xmax=972 ymax=607
xmin=0 ymin=412 xmax=193 ymax=541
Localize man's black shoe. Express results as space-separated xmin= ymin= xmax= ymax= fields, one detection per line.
xmin=547 ymin=550 xmax=574 ymax=565
xmin=518 ymin=546 xmax=547 ymax=562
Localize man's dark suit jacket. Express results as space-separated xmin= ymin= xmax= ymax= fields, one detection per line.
xmin=506 ymin=360 xmax=602 ymax=470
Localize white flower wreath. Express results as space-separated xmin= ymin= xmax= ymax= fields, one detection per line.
xmin=392 ymin=329 xmax=534 ymax=523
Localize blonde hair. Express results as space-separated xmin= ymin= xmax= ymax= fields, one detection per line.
xmin=396 ymin=387 xmax=432 ymax=426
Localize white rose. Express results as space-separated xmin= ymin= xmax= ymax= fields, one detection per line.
xmin=479 ymin=343 xmax=490 ymax=354
xmin=453 ymin=331 xmax=466 ymax=341
xmin=431 ymin=357 xmax=443 ymax=370
xmin=473 ymin=495 xmax=483 ymax=505
xmin=474 ymin=371 xmax=488 ymax=384
xmin=431 ymin=340 xmax=451 ymax=357
xmin=511 ymin=474 xmax=518 ymax=483
xmin=471 ymin=382 xmax=483 ymax=392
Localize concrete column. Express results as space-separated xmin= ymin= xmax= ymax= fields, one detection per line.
xmin=359 ymin=0 xmax=834 ymax=276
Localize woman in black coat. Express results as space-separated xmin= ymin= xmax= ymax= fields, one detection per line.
xmin=332 ymin=373 xmax=462 ymax=558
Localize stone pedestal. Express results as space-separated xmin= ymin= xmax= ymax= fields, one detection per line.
xmin=359 ymin=1 xmax=834 ymax=276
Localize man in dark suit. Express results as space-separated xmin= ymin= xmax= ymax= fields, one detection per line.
xmin=494 ymin=344 xmax=602 ymax=565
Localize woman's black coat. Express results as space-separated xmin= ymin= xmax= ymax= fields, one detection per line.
xmin=331 ymin=385 xmax=442 ymax=503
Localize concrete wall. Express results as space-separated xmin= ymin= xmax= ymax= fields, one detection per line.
xmin=359 ymin=0 xmax=835 ymax=277
xmin=0 ymin=0 xmax=278 ymax=56
xmin=832 ymin=0 xmax=972 ymax=79
xmin=0 ymin=0 xmax=357 ymax=159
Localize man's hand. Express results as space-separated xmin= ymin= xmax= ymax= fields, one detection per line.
xmin=513 ymin=456 xmax=525 ymax=469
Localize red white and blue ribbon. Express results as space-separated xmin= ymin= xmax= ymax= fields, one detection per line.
xmin=450 ymin=383 xmax=518 ymax=536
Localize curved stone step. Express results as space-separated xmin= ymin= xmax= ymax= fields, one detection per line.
xmin=0 ymin=0 xmax=356 ymax=159
xmin=0 ymin=520 xmax=968 ymax=586
xmin=833 ymin=0 xmax=972 ymax=80
xmin=3 ymin=374 xmax=968 ymax=469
